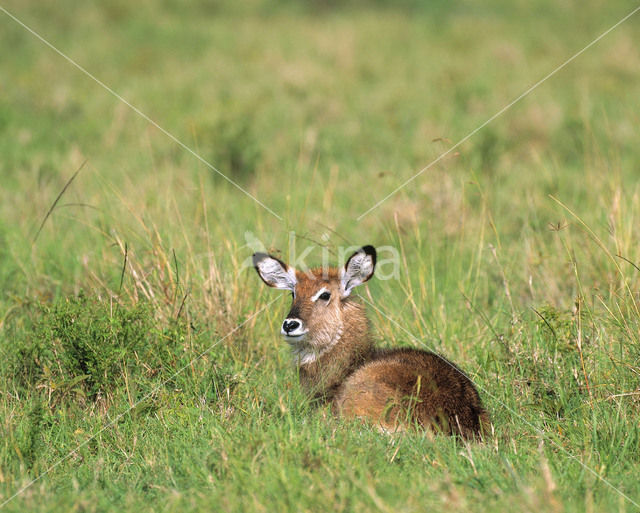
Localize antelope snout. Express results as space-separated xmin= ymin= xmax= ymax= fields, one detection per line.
xmin=281 ymin=318 xmax=307 ymax=338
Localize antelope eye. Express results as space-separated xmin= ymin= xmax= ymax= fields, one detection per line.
xmin=319 ymin=291 xmax=331 ymax=301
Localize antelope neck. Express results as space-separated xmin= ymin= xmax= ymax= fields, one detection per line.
xmin=297 ymin=303 xmax=374 ymax=399
xmin=293 ymin=321 xmax=344 ymax=366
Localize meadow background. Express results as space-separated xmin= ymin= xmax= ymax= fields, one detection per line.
xmin=1 ymin=0 xmax=639 ymax=511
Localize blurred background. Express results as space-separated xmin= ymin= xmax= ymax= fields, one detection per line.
xmin=2 ymin=1 xmax=639 ymax=305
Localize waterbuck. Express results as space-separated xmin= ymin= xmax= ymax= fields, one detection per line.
xmin=253 ymin=245 xmax=490 ymax=438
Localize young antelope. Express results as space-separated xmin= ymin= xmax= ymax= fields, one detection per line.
xmin=253 ymin=245 xmax=490 ymax=438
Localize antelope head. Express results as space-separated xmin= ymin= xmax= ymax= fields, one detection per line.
xmin=253 ymin=246 xmax=376 ymax=363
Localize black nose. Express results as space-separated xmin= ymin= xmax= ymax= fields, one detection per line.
xmin=282 ymin=319 xmax=300 ymax=334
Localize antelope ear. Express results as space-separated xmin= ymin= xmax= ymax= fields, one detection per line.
xmin=253 ymin=253 xmax=297 ymax=291
xmin=340 ymin=245 xmax=376 ymax=297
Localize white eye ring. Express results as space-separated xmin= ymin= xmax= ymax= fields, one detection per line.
xmin=311 ymin=287 xmax=330 ymax=302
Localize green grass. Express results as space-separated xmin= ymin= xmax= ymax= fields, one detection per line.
xmin=1 ymin=0 xmax=640 ymax=511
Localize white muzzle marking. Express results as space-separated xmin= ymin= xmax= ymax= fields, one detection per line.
xmin=281 ymin=317 xmax=308 ymax=340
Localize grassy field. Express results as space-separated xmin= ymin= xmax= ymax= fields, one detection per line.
xmin=1 ymin=0 xmax=640 ymax=511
